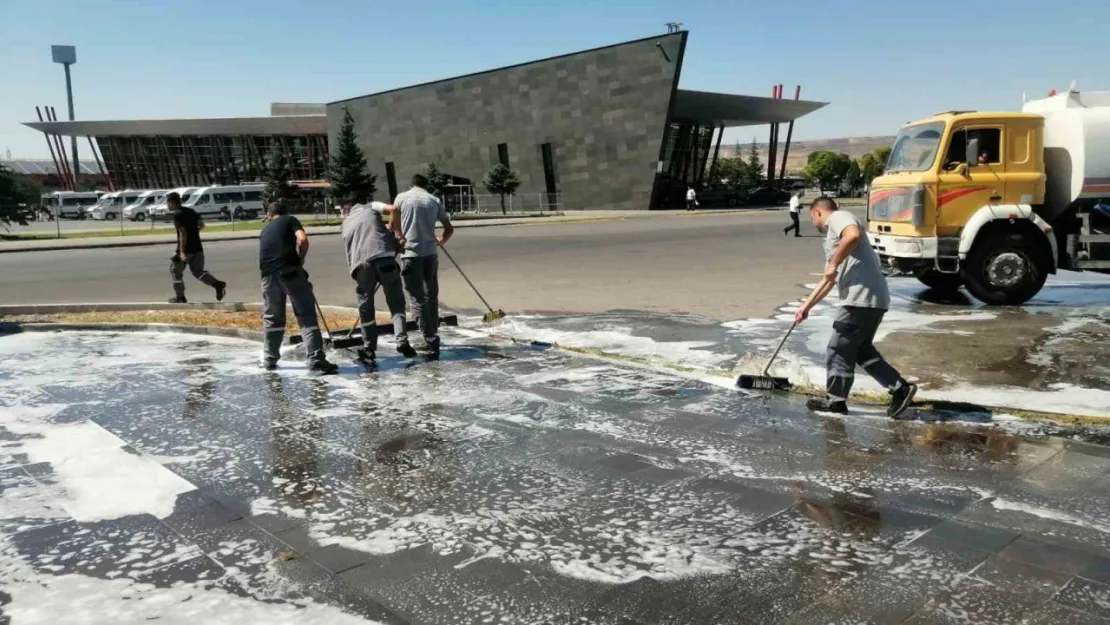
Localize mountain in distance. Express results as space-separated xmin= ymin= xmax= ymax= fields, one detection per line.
xmin=718 ymin=135 xmax=896 ymax=175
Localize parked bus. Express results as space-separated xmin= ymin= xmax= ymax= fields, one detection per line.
xmin=123 ymin=190 xmax=169 ymax=222
xmin=41 ymin=191 xmax=102 ymax=219
xmin=183 ymin=184 xmax=265 ymax=220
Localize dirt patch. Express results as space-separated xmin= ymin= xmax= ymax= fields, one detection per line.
xmin=1 ymin=309 xmax=371 ymax=334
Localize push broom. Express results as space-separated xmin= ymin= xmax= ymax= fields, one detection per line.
xmin=441 ymin=247 xmax=505 ymax=323
xmin=736 ymin=321 xmax=796 ymax=390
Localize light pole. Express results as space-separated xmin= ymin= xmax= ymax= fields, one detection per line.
xmin=51 ymin=45 xmax=78 ymax=187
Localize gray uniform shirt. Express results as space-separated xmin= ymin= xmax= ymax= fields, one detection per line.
xmin=824 ymin=210 xmax=890 ymax=309
xmin=394 ymin=188 xmax=447 ymax=258
xmin=341 ymin=202 xmax=397 ymax=277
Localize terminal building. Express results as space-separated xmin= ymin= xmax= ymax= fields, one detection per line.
xmin=25 ymin=32 xmax=825 ymax=210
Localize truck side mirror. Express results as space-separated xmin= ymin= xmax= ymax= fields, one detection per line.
xmin=966 ymin=137 xmax=979 ymax=168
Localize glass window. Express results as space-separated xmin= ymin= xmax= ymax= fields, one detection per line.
xmin=195 ymin=195 xmax=211 ymax=205
xmin=244 ymin=191 xmax=262 ymax=201
xmin=213 ymin=193 xmax=229 ymax=204
xmin=944 ymin=128 xmax=1002 ymax=167
xmin=885 ymin=122 xmax=944 ymax=173
xmin=226 ymin=192 xmax=244 ymax=203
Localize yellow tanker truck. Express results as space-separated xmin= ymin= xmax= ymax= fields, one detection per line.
xmin=867 ymin=89 xmax=1110 ymax=305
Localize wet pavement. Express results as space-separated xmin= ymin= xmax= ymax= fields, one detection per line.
xmin=474 ymin=270 xmax=1110 ymax=419
xmin=2 ymin=330 xmax=1110 ymax=624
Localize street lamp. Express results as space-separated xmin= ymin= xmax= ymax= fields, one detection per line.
xmin=51 ymin=45 xmax=78 ymax=187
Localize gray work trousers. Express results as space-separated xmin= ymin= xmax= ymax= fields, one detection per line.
xmin=826 ymin=306 xmax=904 ymax=401
xmin=171 ymin=252 xmax=219 ymax=299
xmin=354 ymin=257 xmax=408 ymax=352
xmin=261 ymin=268 xmax=325 ymax=364
xmin=401 ymin=255 xmax=440 ymax=341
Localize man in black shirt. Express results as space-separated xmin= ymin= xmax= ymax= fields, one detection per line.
xmin=258 ymin=202 xmax=338 ymax=374
xmin=169 ymin=192 xmax=227 ymax=303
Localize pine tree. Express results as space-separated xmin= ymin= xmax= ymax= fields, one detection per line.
xmin=328 ymin=108 xmax=376 ymax=202
xmin=262 ymin=148 xmax=298 ymax=205
xmin=423 ymin=162 xmax=449 ymax=198
xmin=742 ymin=140 xmax=763 ymax=188
xmin=482 ymin=164 xmax=521 ymax=215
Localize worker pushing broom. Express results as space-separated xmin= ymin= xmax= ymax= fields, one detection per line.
xmin=741 ymin=196 xmax=917 ymax=419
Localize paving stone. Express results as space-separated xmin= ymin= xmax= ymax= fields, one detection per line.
xmin=1021 ymin=601 xmax=1110 ymax=624
xmin=160 ymin=490 xmax=242 ymax=538
xmin=998 ymin=536 xmax=1104 ymax=576
xmin=923 ymin=518 xmax=1020 ymax=553
xmin=1055 ymin=577 xmax=1110 ymax=620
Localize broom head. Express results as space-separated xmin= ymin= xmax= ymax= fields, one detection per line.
xmin=482 ymin=309 xmax=506 ymax=323
xmin=736 ymin=374 xmax=792 ymax=391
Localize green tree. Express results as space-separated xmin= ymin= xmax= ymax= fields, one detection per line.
xmin=262 ymin=148 xmax=299 ymax=205
xmin=804 ymin=151 xmax=853 ymax=191
xmin=857 ymin=146 xmax=893 ymax=186
xmin=328 ymin=108 xmax=376 ymax=202
xmin=482 ymin=163 xmax=521 ymax=215
xmin=0 ymin=165 xmax=34 ymax=232
xmin=714 ymin=157 xmax=745 ymax=184
xmin=844 ymin=159 xmax=863 ymax=193
xmin=740 ymin=139 xmax=763 ymax=188
xmin=423 ymin=162 xmax=449 ymax=198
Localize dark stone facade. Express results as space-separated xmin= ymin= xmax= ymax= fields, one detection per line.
xmin=328 ymin=32 xmax=687 ymax=211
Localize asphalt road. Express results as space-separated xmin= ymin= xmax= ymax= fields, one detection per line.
xmin=0 ymin=209 xmax=842 ymax=320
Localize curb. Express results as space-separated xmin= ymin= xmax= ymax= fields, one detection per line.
xmin=0 ymin=213 xmax=589 ymax=254
xmin=0 ymin=321 xmax=266 ymax=344
xmin=0 ymin=302 xmax=361 ymax=316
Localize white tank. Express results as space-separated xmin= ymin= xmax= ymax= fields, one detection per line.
xmin=1023 ymin=91 xmax=1110 ymax=220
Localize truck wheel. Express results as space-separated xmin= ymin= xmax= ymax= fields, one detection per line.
xmin=136 ymin=213 xmax=146 ymax=222
xmin=916 ymin=269 xmax=963 ymax=292
xmin=963 ymin=231 xmax=1048 ymax=305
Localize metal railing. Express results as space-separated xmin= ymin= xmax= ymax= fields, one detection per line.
xmin=447 ymin=193 xmax=563 ymax=215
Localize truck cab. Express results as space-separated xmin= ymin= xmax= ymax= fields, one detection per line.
xmin=868 ymin=111 xmax=1057 ymax=305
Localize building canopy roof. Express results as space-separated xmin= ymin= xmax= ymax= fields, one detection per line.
xmin=22 ymin=115 xmax=326 ymax=138
xmin=0 ymin=158 xmax=104 ymax=175
xmin=672 ymin=89 xmax=826 ymax=128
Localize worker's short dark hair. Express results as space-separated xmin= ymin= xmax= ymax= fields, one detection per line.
xmin=411 ymin=174 xmax=429 ymax=189
xmin=267 ymin=202 xmax=288 ymax=217
xmin=166 ymin=192 xmax=181 ymax=203
xmin=810 ymin=196 xmax=838 ymax=212
xmin=344 ymin=192 xmax=364 ymax=205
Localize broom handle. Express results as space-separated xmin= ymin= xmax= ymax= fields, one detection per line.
xmin=762 ymin=321 xmax=797 ymax=376
xmin=441 ymin=247 xmax=497 ymax=315
xmin=314 ymin=301 xmax=333 ymax=338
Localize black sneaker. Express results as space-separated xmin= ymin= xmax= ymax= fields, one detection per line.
xmin=215 ymin=281 xmax=227 ymax=302
xmin=888 ymin=383 xmax=918 ymax=419
xmin=355 ymin=348 xmax=376 ymax=364
xmin=261 ymin=360 xmax=278 ymax=371
xmin=396 ymin=341 xmax=418 ymax=358
xmin=168 ymin=296 xmax=187 ymax=304
xmin=806 ymin=397 xmax=848 ymax=414
xmin=309 ymin=359 xmax=339 ymax=375
xmin=425 ymin=336 xmax=441 ymax=357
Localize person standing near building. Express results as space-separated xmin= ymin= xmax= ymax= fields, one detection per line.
xmin=686 ymin=187 xmax=698 ymax=211
xmin=341 ymin=192 xmax=417 ymax=363
xmin=395 ymin=174 xmax=455 ymax=358
xmin=257 ymin=201 xmax=338 ymax=374
xmin=783 ymin=190 xmax=803 ymax=237
xmin=793 ymin=197 xmax=917 ymax=418
xmin=169 ymin=192 xmax=227 ymax=304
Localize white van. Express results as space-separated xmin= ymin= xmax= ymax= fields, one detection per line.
xmin=42 ymin=191 xmax=102 ymax=219
xmin=86 ymin=189 xmax=144 ymax=221
xmin=150 ymin=187 xmax=199 ymax=222
xmin=183 ymin=184 xmax=265 ymax=220
xmin=123 ymin=190 xmax=168 ymax=222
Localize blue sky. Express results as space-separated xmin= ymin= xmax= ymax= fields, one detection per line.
xmin=2 ymin=0 xmax=1107 ymax=158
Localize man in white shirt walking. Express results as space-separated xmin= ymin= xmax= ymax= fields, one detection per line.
xmin=783 ymin=190 xmax=803 ymax=237
xmin=685 ymin=187 xmax=697 ymax=211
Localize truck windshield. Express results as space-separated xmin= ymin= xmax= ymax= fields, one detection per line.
xmin=885 ymin=122 xmax=944 ymax=173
